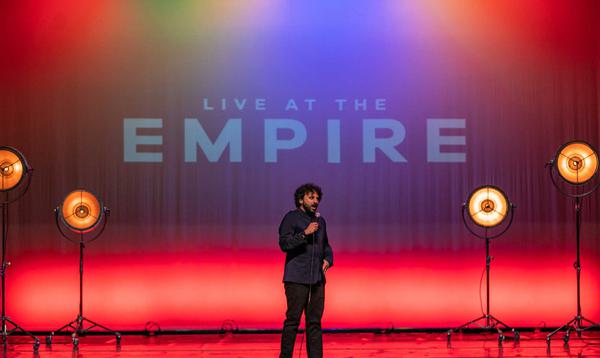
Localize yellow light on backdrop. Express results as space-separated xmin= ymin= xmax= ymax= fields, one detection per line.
xmin=467 ymin=186 xmax=508 ymax=228
xmin=0 ymin=148 xmax=25 ymax=191
xmin=555 ymin=141 xmax=598 ymax=185
xmin=60 ymin=190 xmax=102 ymax=232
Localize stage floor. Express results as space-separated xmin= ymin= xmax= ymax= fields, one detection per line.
xmin=3 ymin=331 xmax=600 ymax=357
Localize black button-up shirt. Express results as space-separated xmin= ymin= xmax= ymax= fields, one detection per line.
xmin=278 ymin=209 xmax=334 ymax=284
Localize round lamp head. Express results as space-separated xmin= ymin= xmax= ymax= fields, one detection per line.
xmin=0 ymin=147 xmax=28 ymax=192
xmin=60 ymin=190 xmax=103 ymax=233
xmin=466 ymin=185 xmax=510 ymax=228
xmin=555 ymin=141 xmax=599 ymax=185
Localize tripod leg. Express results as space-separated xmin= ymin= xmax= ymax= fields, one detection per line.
xmin=50 ymin=318 xmax=79 ymax=334
xmin=80 ymin=317 xmax=121 ymax=345
xmin=4 ymin=318 xmax=40 ymax=351
xmin=488 ymin=315 xmax=511 ymax=330
xmin=564 ymin=326 xmax=571 ymax=344
xmin=451 ymin=315 xmax=487 ymax=332
xmin=80 ymin=317 xmax=118 ymax=334
xmin=448 ymin=315 xmax=488 ymax=344
xmin=580 ymin=316 xmax=600 ymax=327
xmin=488 ymin=314 xmax=519 ymax=342
xmin=547 ymin=317 xmax=577 ymax=343
xmin=497 ymin=331 xmax=504 ymax=345
xmin=47 ymin=317 xmax=82 ymax=346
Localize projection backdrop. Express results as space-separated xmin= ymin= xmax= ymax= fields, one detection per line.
xmin=1 ymin=0 xmax=600 ymax=330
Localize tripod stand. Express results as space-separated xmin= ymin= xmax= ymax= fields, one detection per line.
xmin=546 ymin=141 xmax=600 ymax=344
xmin=546 ymin=196 xmax=599 ymax=344
xmin=447 ymin=186 xmax=519 ymax=344
xmin=447 ymin=232 xmax=519 ymax=343
xmin=1 ymin=202 xmax=40 ymax=351
xmin=0 ymin=147 xmax=40 ymax=351
xmin=46 ymin=194 xmax=120 ymax=348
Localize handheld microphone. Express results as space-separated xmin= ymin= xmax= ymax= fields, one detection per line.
xmin=311 ymin=212 xmax=320 ymax=243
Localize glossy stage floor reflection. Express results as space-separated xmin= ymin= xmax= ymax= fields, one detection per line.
xmin=3 ymin=331 xmax=600 ymax=357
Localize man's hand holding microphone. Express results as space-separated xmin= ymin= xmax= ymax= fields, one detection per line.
xmin=303 ymin=222 xmax=319 ymax=236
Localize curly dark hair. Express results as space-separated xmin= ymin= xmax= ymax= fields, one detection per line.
xmin=294 ymin=183 xmax=322 ymax=208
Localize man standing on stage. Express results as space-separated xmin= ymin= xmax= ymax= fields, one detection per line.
xmin=279 ymin=183 xmax=334 ymax=358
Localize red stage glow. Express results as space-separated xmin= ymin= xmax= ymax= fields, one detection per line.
xmin=7 ymin=248 xmax=599 ymax=331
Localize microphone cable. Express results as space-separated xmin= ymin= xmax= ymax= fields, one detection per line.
xmin=297 ymin=213 xmax=319 ymax=358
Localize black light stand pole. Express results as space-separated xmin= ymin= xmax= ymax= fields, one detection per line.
xmin=485 ymin=232 xmax=490 ymax=328
xmin=575 ymin=196 xmax=582 ymax=332
xmin=1 ymin=191 xmax=40 ymax=351
xmin=2 ymin=201 xmax=7 ymax=340
xmin=46 ymin=206 xmax=120 ymax=348
xmin=546 ymin=196 xmax=599 ymax=343
xmin=545 ymin=145 xmax=600 ymax=344
xmin=78 ymin=234 xmax=84 ymax=333
xmin=448 ymin=200 xmax=519 ymax=345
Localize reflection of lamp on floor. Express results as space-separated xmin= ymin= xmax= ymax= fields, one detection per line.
xmin=0 ymin=146 xmax=40 ymax=351
xmin=46 ymin=189 xmax=121 ymax=348
xmin=546 ymin=140 xmax=600 ymax=344
xmin=447 ymin=185 xmax=519 ymax=344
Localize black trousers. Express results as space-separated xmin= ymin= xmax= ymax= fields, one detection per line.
xmin=280 ymin=281 xmax=325 ymax=358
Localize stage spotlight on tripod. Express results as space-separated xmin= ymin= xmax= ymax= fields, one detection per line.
xmin=46 ymin=189 xmax=121 ymax=348
xmin=546 ymin=140 xmax=600 ymax=344
xmin=0 ymin=147 xmax=40 ymax=351
xmin=447 ymin=185 xmax=519 ymax=344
